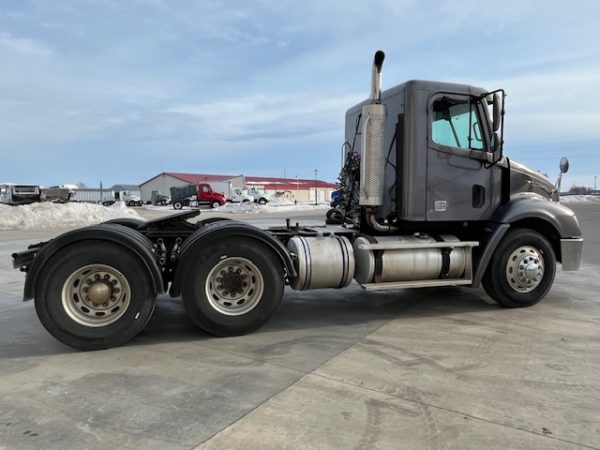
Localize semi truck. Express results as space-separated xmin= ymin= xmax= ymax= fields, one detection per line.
xmin=12 ymin=51 xmax=583 ymax=350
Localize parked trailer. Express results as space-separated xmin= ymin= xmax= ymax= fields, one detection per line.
xmin=0 ymin=184 xmax=42 ymax=205
xmin=12 ymin=51 xmax=583 ymax=350
xmin=72 ymin=189 xmax=115 ymax=204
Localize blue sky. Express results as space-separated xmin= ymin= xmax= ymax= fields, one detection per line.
xmin=1 ymin=0 xmax=599 ymax=189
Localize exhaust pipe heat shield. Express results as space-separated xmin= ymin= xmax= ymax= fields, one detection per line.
xmin=359 ymin=51 xmax=386 ymax=206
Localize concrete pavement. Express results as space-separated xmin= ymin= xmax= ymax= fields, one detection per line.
xmin=0 ymin=205 xmax=598 ymax=449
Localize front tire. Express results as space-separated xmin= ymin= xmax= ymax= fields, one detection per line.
xmin=181 ymin=239 xmax=284 ymax=336
xmin=34 ymin=241 xmax=156 ymax=350
xmin=173 ymin=201 xmax=183 ymax=210
xmin=258 ymin=198 xmax=267 ymax=205
xmin=482 ymin=228 xmax=556 ymax=308
xmin=210 ymin=201 xmax=221 ymax=209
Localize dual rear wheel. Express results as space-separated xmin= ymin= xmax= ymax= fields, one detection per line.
xmin=35 ymin=241 xmax=156 ymax=350
xmin=180 ymin=239 xmax=285 ymax=336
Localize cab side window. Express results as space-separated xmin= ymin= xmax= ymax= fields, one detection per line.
xmin=432 ymin=97 xmax=484 ymax=151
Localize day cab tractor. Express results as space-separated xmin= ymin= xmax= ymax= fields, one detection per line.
xmin=12 ymin=51 xmax=583 ymax=350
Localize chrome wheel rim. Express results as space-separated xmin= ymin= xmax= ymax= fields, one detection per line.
xmin=505 ymin=245 xmax=544 ymax=293
xmin=62 ymin=264 xmax=131 ymax=326
xmin=205 ymin=257 xmax=263 ymax=316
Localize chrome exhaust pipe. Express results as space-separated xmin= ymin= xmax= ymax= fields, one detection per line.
xmin=359 ymin=51 xmax=387 ymax=207
xmin=370 ymin=50 xmax=385 ymax=102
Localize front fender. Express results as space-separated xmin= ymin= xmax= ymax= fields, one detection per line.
xmin=23 ymin=224 xmax=164 ymax=301
xmin=170 ymin=221 xmax=296 ymax=297
xmin=472 ymin=193 xmax=582 ymax=287
xmin=493 ymin=193 xmax=581 ymax=238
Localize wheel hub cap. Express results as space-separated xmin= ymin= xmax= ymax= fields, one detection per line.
xmin=87 ymin=281 xmax=112 ymax=305
xmin=205 ymin=257 xmax=264 ymax=316
xmin=62 ymin=264 xmax=131 ymax=327
xmin=505 ymin=246 xmax=545 ymax=293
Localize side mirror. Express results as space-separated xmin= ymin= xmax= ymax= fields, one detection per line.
xmin=560 ymin=157 xmax=569 ymax=174
xmin=490 ymin=132 xmax=501 ymax=153
xmin=492 ymin=93 xmax=501 ymax=132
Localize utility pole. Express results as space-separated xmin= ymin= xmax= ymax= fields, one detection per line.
xmin=314 ymin=169 xmax=318 ymax=205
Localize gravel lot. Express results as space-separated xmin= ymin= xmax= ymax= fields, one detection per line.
xmin=0 ymin=205 xmax=598 ymax=449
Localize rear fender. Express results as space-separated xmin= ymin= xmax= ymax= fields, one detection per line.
xmin=23 ymin=224 xmax=164 ymax=301
xmin=170 ymin=221 xmax=296 ymax=297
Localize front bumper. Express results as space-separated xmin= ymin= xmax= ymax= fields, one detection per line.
xmin=561 ymin=238 xmax=584 ymax=271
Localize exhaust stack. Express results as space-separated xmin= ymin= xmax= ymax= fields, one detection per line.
xmin=359 ymin=50 xmax=387 ymax=206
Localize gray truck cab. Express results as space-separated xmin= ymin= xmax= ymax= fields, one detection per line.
xmin=343 ymin=73 xmax=582 ymax=287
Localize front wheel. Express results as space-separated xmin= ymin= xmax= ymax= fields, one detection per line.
xmin=181 ymin=239 xmax=284 ymax=336
xmin=210 ymin=201 xmax=221 ymax=209
xmin=258 ymin=198 xmax=267 ymax=205
xmin=482 ymin=228 xmax=556 ymax=308
xmin=173 ymin=201 xmax=183 ymax=210
xmin=34 ymin=241 xmax=156 ymax=350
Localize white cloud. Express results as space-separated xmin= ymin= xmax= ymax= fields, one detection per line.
xmin=0 ymin=32 xmax=52 ymax=56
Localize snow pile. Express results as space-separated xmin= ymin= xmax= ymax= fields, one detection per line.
xmin=560 ymin=195 xmax=600 ymax=203
xmin=214 ymin=201 xmax=330 ymax=214
xmin=0 ymin=201 xmax=141 ymax=230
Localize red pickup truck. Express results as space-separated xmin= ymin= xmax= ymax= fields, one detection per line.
xmin=170 ymin=183 xmax=226 ymax=209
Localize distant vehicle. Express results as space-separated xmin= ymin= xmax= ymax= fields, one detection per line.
xmin=170 ymin=183 xmax=226 ymax=209
xmin=211 ymin=181 xmax=255 ymax=204
xmin=102 ymin=191 xmax=143 ymax=207
xmin=330 ymin=190 xmax=343 ymax=207
xmin=42 ymin=186 xmax=76 ymax=203
xmin=0 ymin=184 xmax=42 ymax=205
xmin=247 ymin=187 xmax=271 ymax=205
xmin=151 ymin=191 xmax=170 ymax=206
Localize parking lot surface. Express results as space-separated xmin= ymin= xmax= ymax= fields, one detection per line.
xmin=0 ymin=205 xmax=599 ymax=449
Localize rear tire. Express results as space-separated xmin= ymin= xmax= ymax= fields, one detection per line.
xmin=181 ymin=239 xmax=284 ymax=336
xmin=34 ymin=241 xmax=156 ymax=350
xmin=482 ymin=228 xmax=556 ymax=308
xmin=258 ymin=198 xmax=267 ymax=205
xmin=173 ymin=201 xmax=183 ymax=210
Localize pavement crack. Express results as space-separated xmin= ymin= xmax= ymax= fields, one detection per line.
xmin=312 ymin=372 xmax=600 ymax=450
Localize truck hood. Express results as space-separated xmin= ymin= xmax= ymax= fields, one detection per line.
xmin=510 ymin=159 xmax=555 ymax=200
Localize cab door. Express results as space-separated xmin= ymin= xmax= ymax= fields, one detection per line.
xmin=426 ymin=94 xmax=501 ymax=221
